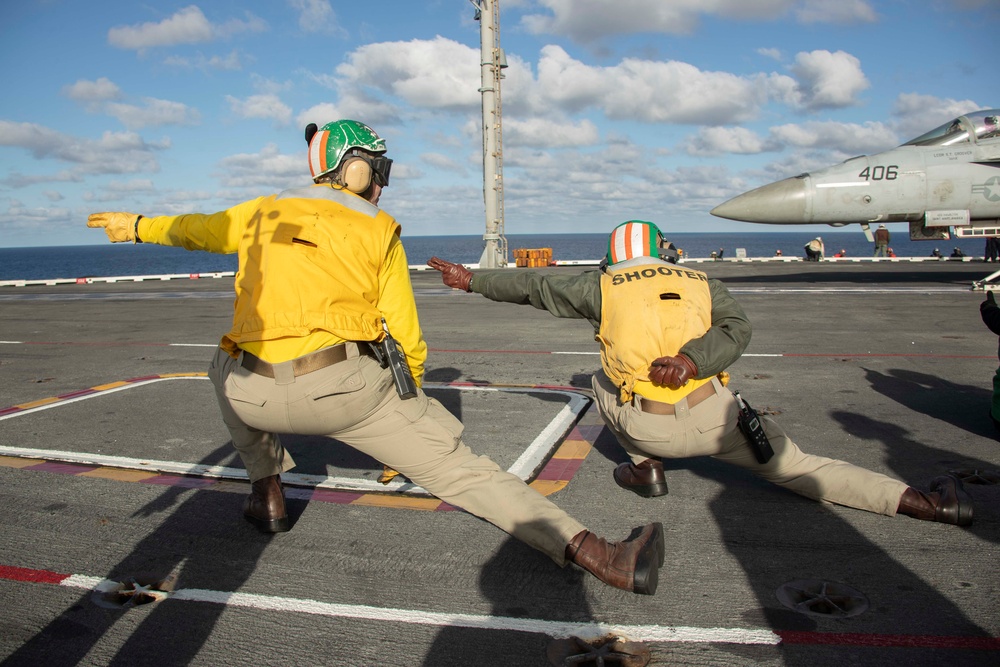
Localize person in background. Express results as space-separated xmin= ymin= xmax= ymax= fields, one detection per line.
xmin=874 ymin=224 xmax=891 ymax=257
xmin=985 ymin=237 xmax=999 ymax=263
xmin=774 ymin=249 xmax=783 ymax=257
xmin=833 ymin=249 xmax=847 ymax=258
xmin=980 ymin=291 xmax=1000 ymax=434
xmin=952 ymin=247 xmax=967 ymax=258
xmin=804 ymin=237 xmax=824 ymax=261
xmin=429 ymin=221 xmax=974 ymax=529
xmin=85 ymin=120 xmax=665 ymax=596
xmin=931 ymin=248 xmax=943 ymax=259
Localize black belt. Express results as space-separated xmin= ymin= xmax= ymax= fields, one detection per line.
xmin=639 ymin=380 xmax=717 ymax=415
xmin=241 ymin=343 xmax=375 ymax=379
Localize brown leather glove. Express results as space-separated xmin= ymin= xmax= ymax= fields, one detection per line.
xmin=649 ymin=354 xmax=697 ymax=390
xmin=427 ymin=256 xmax=473 ymax=292
xmin=87 ymin=212 xmax=143 ymax=243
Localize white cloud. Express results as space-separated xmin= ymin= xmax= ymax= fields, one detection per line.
xmin=420 ymin=152 xmax=466 ymax=173
xmin=0 ymin=121 xmax=167 ymax=176
xmin=289 ymin=0 xmax=340 ymax=34
xmin=768 ymin=120 xmax=897 ymax=153
xmin=108 ymin=5 xmax=266 ymax=51
xmin=105 ymin=98 xmax=201 ymax=129
xmin=62 ymin=78 xmax=122 ymax=105
xmin=532 ymin=46 xmax=769 ymax=124
xmin=519 ymin=0 xmax=874 ymax=42
xmin=682 ymin=127 xmax=778 ymax=156
xmin=503 ymin=117 xmax=600 ymax=148
xmin=788 ymin=50 xmax=869 ymax=110
xmin=215 ymin=12 xmax=268 ymax=38
xmin=216 ymin=143 xmax=304 ymax=190
xmin=336 ymin=36 xmax=481 ymax=111
xmin=328 ymin=38 xmax=814 ymax=131
xmin=84 ymin=179 xmax=158 ymax=203
xmin=225 ymin=94 xmax=293 ymax=125
xmin=62 ymin=80 xmax=200 ymax=129
xmin=108 ymin=6 xmax=214 ymax=49
xmin=795 ymin=0 xmax=877 ymax=23
xmin=891 ymin=93 xmax=986 ymax=141
xmin=521 ymin=0 xmax=793 ymax=41
xmin=297 ymin=103 xmax=343 ymax=129
xmin=164 ymin=49 xmax=247 ymax=71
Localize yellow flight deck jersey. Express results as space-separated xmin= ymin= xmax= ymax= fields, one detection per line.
xmin=598 ymin=260 xmax=713 ymax=403
xmin=138 ymin=184 xmax=427 ymax=385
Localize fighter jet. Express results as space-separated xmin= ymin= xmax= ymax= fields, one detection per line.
xmin=710 ymin=109 xmax=1000 ymax=244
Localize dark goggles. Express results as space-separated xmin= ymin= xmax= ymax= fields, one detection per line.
xmin=370 ymin=155 xmax=392 ymax=187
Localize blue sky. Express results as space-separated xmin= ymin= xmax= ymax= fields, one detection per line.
xmin=0 ymin=0 xmax=996 ymax=248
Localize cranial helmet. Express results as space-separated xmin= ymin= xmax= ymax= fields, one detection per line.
xmin=606 ymin=220 xmax=678 ymax=266
xmin=306 ymin=120 xmax=391 ymax=191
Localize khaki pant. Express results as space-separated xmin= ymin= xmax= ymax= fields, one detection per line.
xmin=207 ymin=346 xmax=585 ymax=563
xmin=592 ymin=370 xmax=907 ymax=515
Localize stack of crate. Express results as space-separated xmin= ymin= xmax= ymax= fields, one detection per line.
xmin=513 ymin=248 xmax=553 ymax=268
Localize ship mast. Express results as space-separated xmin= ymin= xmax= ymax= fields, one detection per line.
xmin=472 ymin=0 xmax=508 ymax=267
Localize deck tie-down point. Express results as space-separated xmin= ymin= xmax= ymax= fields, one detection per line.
xmin=92 ymin=573 xmax=176 ymax=609
xmin=776 ymin=579 xmax=869 ymax=618
xmin=547 ymin=634 xmax=650 ymax=666
xmin=949 ymin=468 xmax=1000 ymax=485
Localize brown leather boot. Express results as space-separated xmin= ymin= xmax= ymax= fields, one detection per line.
xmin=897 ymin=475 xmax=973 ymax=526
xmin=243 ymin=474 xmax=289 ymax=533
xmin=565 ymin=522 xmax=664 ymax=595
xmin=614 ymin=459 xmax=668 ymax=497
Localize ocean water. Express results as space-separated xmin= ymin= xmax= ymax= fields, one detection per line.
xmin=0 ymin=232 xmax=988 ymax=282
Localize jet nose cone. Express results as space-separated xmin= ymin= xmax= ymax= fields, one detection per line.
xmin=711 ymin=177 xmax=808 ymax=224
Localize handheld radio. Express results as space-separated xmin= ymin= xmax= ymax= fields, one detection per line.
xmin=734 ymin=391 xmax=774 ymax=464
xmin=369 ymin=318 xmax=417 ymax=399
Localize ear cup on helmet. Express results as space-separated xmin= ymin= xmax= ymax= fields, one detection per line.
xmin=340 ymin=157 xmax=373 ymax=193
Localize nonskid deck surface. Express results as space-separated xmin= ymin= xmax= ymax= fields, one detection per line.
xmin=1 ymin=261 xmax=997 ymax=666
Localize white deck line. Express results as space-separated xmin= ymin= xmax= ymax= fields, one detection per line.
xmin=55 ymin=573 xmax=780 ymax=645
xmin=0 ymin=379 xmax=588 ymax=493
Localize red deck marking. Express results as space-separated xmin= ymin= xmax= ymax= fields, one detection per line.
xmin=28 ymin=462 xmax=98 ymax=475
xmin=55 ymin=388 xmax=97 ymax=400
xmin=0 ymin=564 xmax=69 ymax=585
xmin=777 ymin=630 xmax=1000 ymax=650
xmin=140 ymin=475 xmax=216 ymax=488
xmin=781 ymin=353 xmax=991 ymax=359
xmin=291 ymin=488 xmax=363 ymax=503
xmin=536 ymin=457 xmax=584 ymax=481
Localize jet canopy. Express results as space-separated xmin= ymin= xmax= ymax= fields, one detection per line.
xmin=903 ymin=109 xmax=1000 ymax=147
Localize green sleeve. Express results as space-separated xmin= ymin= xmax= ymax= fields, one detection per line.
xmin=470 ymin=270 xmax=602 ymax=327
xmin=679 ymin=279 xmax=752 ymax=377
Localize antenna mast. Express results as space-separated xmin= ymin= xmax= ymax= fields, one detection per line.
xmin=472 ymin=0 xmax=508 ymax=267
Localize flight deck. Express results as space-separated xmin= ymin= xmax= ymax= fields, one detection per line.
xmin=1 ymin=259 xmax=998 ymax=666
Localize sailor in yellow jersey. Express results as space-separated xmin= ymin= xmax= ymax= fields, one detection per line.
xmin=430 ymin=221 xmax=973 ymax=527
xmin=86 ymin=121 xmax=665 ymax=595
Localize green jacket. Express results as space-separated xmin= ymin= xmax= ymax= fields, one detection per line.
xmin=470 ymin=268 xmax=752 ymax=378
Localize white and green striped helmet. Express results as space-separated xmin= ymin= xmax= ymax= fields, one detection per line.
xmin=307 ymin=120 xmax=387 ymax=181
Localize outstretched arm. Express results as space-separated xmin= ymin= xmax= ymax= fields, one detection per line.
xmin=427 ymin=257 xmax=601 ymax=324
